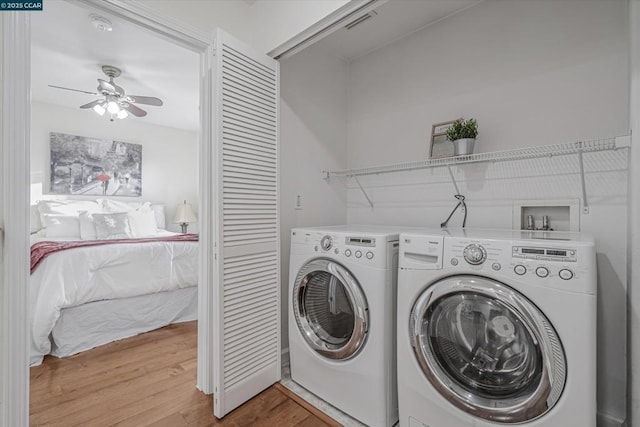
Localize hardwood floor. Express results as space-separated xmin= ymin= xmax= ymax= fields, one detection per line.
xmin=30 ymin=322 xmax=339 ymax=426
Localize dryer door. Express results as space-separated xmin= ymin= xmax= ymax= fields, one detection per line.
xmin=410 ymin=275 xmax=566 ymax=424
xmin=293 ymin=258 xmax=368 ymax=360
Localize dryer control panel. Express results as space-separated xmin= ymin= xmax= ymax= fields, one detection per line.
xmin=291 ymin=230 xmax=396 ymax=269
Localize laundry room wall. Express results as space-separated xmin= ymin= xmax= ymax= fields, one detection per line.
xmin=30 ymin=101 xmax=199 ymax=233
xmin=280 ymin=45 xmax=349 ymax=351
xmin=341 ymin=1 xmax=629 ymax=426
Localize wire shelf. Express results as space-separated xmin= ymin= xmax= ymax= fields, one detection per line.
xmin=323 ymin=135 xmax=630 ymax=179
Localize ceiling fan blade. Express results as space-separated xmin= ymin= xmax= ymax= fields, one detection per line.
xmin=97 ymin=78 xmax=117 ymax=94
xmin=48 ymin=85 xmax=97 ymax=95
xmin=79 ymin=99 xmax=103 ymax=109
xmin=121 ymin=102 xmax=147 ymax=117
xmin=126 ymin=95 xmax=163 ymax=106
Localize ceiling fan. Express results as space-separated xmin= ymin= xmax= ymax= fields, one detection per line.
xmin=49 ymin=65 xmax=163 ymax=121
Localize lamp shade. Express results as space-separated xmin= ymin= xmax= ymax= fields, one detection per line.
xmin=173 ymin=200 xmax=198 ymax=224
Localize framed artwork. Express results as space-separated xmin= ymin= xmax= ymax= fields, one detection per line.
xmin=49 ymin=132 xmax=142 ymax=197
xmin=429 ymin=120 xmax=457 ymax=159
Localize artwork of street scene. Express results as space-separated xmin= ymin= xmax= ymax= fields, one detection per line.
xmin=49 ymin=132 xmax=142 ymax=197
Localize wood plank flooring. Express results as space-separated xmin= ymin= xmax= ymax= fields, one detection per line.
xmin=30 ymin=321 xmax=339 ymax=427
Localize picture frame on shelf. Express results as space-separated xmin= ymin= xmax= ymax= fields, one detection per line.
xmin=429 ymin=120 xmax=457 ymax=159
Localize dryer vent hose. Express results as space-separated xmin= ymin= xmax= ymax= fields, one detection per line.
xmin=440 ymin=194 xmax=467 ymax=229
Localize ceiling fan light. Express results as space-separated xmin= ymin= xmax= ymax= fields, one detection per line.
xmin=117 ymin=109 xmax=129 ymax=119
xmin=93 ymin=103 xmax=106 ymax=116
xmin=107 ymin=100 xmax=120 ymax=114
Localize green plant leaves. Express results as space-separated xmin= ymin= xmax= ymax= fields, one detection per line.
xmin=445 ymin=118 xmax=478 ymax=141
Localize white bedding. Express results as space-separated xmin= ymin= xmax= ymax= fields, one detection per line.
xmin=29 ymin=231 xmax=198 ymax=365
xmin=51 ymin=287 xmax=197 ymax=358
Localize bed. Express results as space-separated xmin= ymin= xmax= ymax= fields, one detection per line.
xmin=29 ymin=199 xmax=199 ymax=366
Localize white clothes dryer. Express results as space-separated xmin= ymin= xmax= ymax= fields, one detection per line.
xmin=289 ymin=225 xmax=402 ymax=427
xmin=397 ymin=229 xmax=596 ymax=427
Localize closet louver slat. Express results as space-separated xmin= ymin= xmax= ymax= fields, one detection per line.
xmin=213 ymin=30 xmax=280 ymax=418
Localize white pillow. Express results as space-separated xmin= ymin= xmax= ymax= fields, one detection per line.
xmin=92 ymin=212 xmax=131 ymax=240
xmin=78 ymin=211 xmax=98 ymax=240
xmin=42 ymin=214 xmax=81 ymax=238
xmin=37 ymin=200 xmax=101 ymax=225
xmin=150 ymin=204 xmax=166 ymax=229
xmin=99 ymin=199 xmax=142 ymax=213
xmin=128 ymin=206 xmax=157 ymax=238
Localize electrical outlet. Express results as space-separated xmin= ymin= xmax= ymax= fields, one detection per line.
xmin=295 ymin=194 xmax=303 ymax=210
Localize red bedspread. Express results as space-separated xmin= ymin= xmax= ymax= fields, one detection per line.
xmin=30 ymin=233 xmax=199 ymax=274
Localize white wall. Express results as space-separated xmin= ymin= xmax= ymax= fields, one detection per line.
xmin=280 ymin=45 xmax=349 ymax=349
xmin=30 ymin=102 xmax=198 ymax=233
xmin=344 ymin=1 xmax=629 ymax=425
xmin=144 ymin=0 xmax=349 ymax=55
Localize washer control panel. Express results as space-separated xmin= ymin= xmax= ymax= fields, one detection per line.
xmin=440 ymin=235 xmax=593 ymax=292
xmin=401 ymin=232 xmax=595 ymax=294
xmin=513 ymin=246 xmax=577 ymax=262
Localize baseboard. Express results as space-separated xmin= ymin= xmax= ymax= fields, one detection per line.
xmin=597 ymin=411 xmax=626 ymax=427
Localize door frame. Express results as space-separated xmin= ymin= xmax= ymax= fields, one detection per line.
xmin=1 ymin=2 xmax=215 ymax=424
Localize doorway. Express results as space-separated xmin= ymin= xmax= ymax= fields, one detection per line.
xmin=2 ymin=1 xmax=214 ymax=424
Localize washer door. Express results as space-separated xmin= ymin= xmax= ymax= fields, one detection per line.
xmin=293 ymin=258 xmax=368 ymax=360
xmin=410 ymin=275 xmax=566 ymax=424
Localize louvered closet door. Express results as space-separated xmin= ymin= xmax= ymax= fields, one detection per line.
xmin=213 ymin=29 xmax=280 ymax=418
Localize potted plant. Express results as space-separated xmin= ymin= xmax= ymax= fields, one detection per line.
xmin=445 ymin=117 xmax=478 ymax=156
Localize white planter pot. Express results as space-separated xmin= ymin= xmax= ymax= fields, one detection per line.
xmin=453 ymin=138 xmax=476 ymax=156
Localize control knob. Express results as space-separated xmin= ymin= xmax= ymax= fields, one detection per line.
xmin=463 ymin=244 xmax=487 ymax=265
xmin=320 ymin=235 xmax=333 ymax=251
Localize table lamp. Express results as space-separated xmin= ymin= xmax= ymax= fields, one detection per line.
xmin=173 ymin=200 xmax=197 ymax=233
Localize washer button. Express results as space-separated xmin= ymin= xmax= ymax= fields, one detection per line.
xmin=366 ymin=251 xmax=374 ymax=259
xmin=451 ymin=258 xmax=459 ymax=266
xmin=514 ymin=265 xmax=526 ymax=275
xmin=492 ymin=262 xmax=501 ymax=271
xmin=344 ymin=249 xmax=352 ymax=257
xmin=559 ymin=269 xmax=574 ymax=280
xmin=355 ymin=250 xmax=362 ymax=259
xmin=536 ymin=267 xmax=550 ymax=278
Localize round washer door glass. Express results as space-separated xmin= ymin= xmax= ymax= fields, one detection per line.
xmin=293 ymin=258 xmax=368 ymax=360
xmin=410 ymin=275 xmax=566 ymax=424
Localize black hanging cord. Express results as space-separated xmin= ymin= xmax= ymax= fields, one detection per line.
xmin=440 ymin=194 xmax=467 ymax=228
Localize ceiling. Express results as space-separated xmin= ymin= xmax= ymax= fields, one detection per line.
xmin=313 ymin=0 xmax=481 ymax=61
xmin=30 ymin=1 xmax=479 ymax=131
xmin=31 ymin=1 xmax=200 ymax=132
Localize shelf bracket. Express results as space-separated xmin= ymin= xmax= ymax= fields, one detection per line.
xmin=578 ymin=150 xmax=589 ymax=214
xmin=353 ymin=176 xmax=374 ymax=209
xmin=446 ymin=165 xmax=461 ymax=194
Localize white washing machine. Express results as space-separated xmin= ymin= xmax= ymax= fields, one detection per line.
xmin=289 ymin=225 xmax=402 ymax=427
xmin=397 ymin=229 xmax=597 ymax=427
